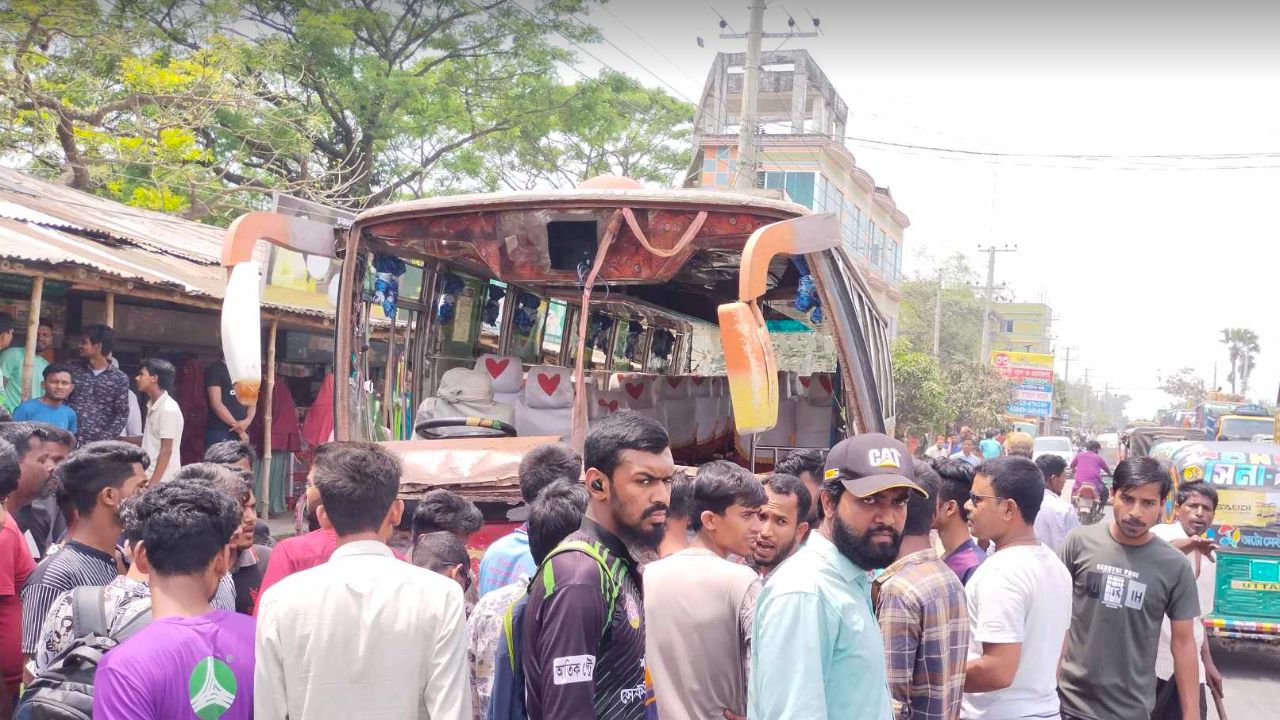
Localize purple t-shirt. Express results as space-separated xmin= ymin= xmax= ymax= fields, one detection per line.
xmin=943 ymin=538 xmax=987 ymax=585
xmin=1070 ymin=451 xmax=1111 ymax=492
xmin=95 ymin=610 xmax=256 ymax=720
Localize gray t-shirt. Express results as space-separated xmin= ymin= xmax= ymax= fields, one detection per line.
xmin=1057 ymin=522 xmax=1200 ymax=720
xmin=643 ymin=547 xmax=761 ymax=720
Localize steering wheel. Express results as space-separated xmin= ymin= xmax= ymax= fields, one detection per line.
xmin=414 ymin=416 xmax=518 ymax=439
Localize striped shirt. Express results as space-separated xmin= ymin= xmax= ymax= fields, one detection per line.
xmin=20 ymin=541 xmax=119 ymax=655
xmin=873 ymin=548 xmax=970 ymax=720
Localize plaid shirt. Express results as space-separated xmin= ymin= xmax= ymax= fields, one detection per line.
xmin=873 ymin=548 xmax=969 ymax=720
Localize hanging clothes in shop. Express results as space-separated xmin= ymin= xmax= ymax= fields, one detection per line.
xmin=176 ymin=355 xmax=209 ymax=465
xmin=249 ymin=371 xmax=302 ymax=516
xmin=302 ymin=374 xmax=335 ymax=449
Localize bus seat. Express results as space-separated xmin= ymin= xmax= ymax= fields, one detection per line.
xmin=733 ymin=370 xmax=797 ymax=470
xmin=476 ymin=354 xmax=525 ymax=406
xmin=796 ymin=372 xmax=836 ymax=448
xmin=588 ymin=386 xmax=625 ymax=422
xmin=692 ymin=376 xmax=718 ymax=462
xmin=617 ymin=374 xmax=663 ymax=424
xmin=712 ymin=376 xmax=733 ymax=454
xmin=659 ymin=376 xmax=697 ymax=463
xmin=514 ymin=366 xmax=575 ymax=440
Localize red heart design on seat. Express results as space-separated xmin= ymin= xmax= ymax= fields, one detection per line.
xmin=537 ymin=373 xmax=562 ymax=396
xmin=799 ymin=377 xmax=812 ymax=389
xmin=666 ymin=377 xmax=682 ymax=389
xmin=819 ymin=374 xmax=833 ymax=394
xmin=625 ymin=382 xmax=645 ymax=400
xmin=485 ymin=358 xmax=510 ymax=378
xmin=692 ymin=377 xmax=706 ymax=386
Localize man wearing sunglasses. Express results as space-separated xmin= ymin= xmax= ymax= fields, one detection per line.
xmin=960 ymin=456 xmax=1072 ymax=720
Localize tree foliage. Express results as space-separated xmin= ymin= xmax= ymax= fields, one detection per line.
xmin=0 ymin=0 xmax=692 ymax=222
xmin=1159 ymin=367 xmax=1207 ymax=408
xmin=897 ymin=252 xmax=984 ymax=365
xmin=1220 ymin=327 xmax=1260 ymax=396
xmin=941 ymin=361 xmax=1016 ymax=432
xmin=891 ymin=338 xmax=952 ymax=440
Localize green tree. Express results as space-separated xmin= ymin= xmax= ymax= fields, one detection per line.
xmin=891 ymin=338 xmax=952 ymax=441
xmin=941 ymin=361 xmax=1016 ymax=432
xmin=897 ymin=252 xmax=983 ymax=366
xmin=1220 ymin=327 xmax=1260 ymax=396
xmin=0 ymin=0 xmax=621 ymax=220
xmin=1159 ymin=367 xmax=1207 ymax=408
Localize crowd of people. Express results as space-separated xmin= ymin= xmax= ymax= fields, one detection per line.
xmin=0 ymin=382 xmax=1223 ymax=720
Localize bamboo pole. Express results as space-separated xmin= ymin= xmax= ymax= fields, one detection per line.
xmin=105 ymin=292 xmax=115 ymax=327
xmin=262 ymin=317 xmax=278 ymax=520
xmin=19 ymin=278 xmax=44 ymax=403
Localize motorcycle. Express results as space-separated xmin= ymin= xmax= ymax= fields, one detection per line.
xmin=1073 ymin=483 xmax=1106 ymax=525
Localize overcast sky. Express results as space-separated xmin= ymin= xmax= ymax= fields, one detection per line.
xmin=561 ymin=0 xmax=1280 ymax=419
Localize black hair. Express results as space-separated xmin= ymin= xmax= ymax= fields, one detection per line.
xmin=310 ymin=441 xmax=402 ymax=535
xmin=203 ymin=440 xmax=257 ymax=467
xmin=83 ymin=324 xmax=115 ymax=356
xmin=904 ymin=460 xmax=940 ymax=536
xmin=0 ymin=406 xmax=9 ymax=423
xmin=667 ymin=470 xmax=694 ymax=520
xmin=57 ymin=440 xmax=149 ymax=515
xmin=1176 ymin=480 xmax=1219 ymax=510
xmin=39 ymin=321 xmax=53 ymax=331
xmin=1086 ymin=440 xmax=1101 ymax=453
xmin=1112 ymin=457 xmax=1173 ymax=500
xmin=120 ymin=495 xmax=144 ymax=545
xmin=1034 ymin=454 xmax=1068 ymax=480
xmin=933 ymin=458 xmax=977 ymax=522
xmin=528 ymin=480 xmax=590 ymax=564
xmin=412 ymin=488 xmax=483 ymax=538
xmin=584 ymin=411 xmax=669 ymax=481
xmin=761 ymin=473 xmax=812 ymax=526
xmin=518 ymin=443 xmax=582 ymax=504
xmin=175 ymin=462 xmax=252 ymax=507
xmin=985 ymin=430 xmax=995 ymax=439
xmin=776 ymin=448 xmax=826 ymax=522
xmin=0 ymin=314 xmax=12 ymax=336
xmin=689 ymin=460 xmax=767 ymax=532
xmin=140 ymin=357 xmax=177 ymax=393
xmin=43 ymin=363 xmax=74 ymax=381
xmin=0 ymin=438 xmax=19 ymax=499
xmin=0 ymin=421 xmax=55 ymax=461
xmin=42 ymin=425 xmax=76 ymax=451
xmin=974 ymin=456 xmax=1045 ymax=525
xmin=134 ymin=476 xmax=240 ymax=575
xmin=411 ymin=530 xmax=471 ymax=574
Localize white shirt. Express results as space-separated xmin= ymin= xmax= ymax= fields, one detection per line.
xmin=142 ymin=392 xmax=183 ymax=483
xmin=961 ymin=543 xmax=1073 ymax=720
xmin=1033 ymin=489 xmax=1080 ymax=551
xmin=254 ymin=540 xmax=470 ymax=720
xmin=924 ymin=444 xmax=949 ymax=460
xmin=1152 ymin=522 xmax=1214 ymax=683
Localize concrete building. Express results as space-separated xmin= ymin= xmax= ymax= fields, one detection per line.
xmin=991 ymin=302 xmax=1053 ymax=353
xmin=684 ymin=49 xmax=908 ymax=330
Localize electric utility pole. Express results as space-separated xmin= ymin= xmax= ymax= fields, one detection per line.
xmin=977 ymin=244 xmax=1017 ymax=364
xmin=1060 ymin=346 xmax=1078 ymax=385
xmin=720 ymin=5 xmax=820 ymax=190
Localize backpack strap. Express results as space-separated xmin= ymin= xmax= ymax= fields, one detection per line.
xmin=113 ymin=607 xmax=153 ymax=642
xmin=539 ymin=540 xmax=625 ymax=640
xmin=70 ymin=586 xmax=109 ymax=639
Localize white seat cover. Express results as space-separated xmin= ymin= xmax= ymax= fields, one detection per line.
xmin=659 ymin=376 xmax=697 ymax=458
xmin=692 ymin=376 xmax=718 ymax=459
xmin=589 ymin=386 xmax=626 ymax=422
xmin=796 ymin=372 xmax=836 ymax=448
xmin=712 ymin=377 xmax=733 ymax=448
xmin=615 ymin=374 xmax=662 ymax=424
xmin=514 ymin=366 xmax=574 ymax=440
xmin=733 ymin=371 xmax=798 ymax=467
xmin=476 ymin=354 xmax=524 ymax=407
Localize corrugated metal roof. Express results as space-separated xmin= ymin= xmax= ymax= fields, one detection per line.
xmin=0 ymin=168 xmax=333 ymax=321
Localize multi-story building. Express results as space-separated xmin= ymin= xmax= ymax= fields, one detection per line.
xmin=991 ymin=302 xmax=1053 ymax=353
xmin=684 ymin=49 xmax=908 ymax=331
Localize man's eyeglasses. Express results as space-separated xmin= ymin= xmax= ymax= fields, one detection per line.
xmin=969 ymin=492 xmax=1005 ymax=506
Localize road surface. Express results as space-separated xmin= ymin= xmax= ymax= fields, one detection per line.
xmin=1211 ymin=640 xmax=1280 ymax=720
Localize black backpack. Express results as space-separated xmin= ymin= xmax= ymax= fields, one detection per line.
xmin=15 ymin=585 xmax=152 ymax=720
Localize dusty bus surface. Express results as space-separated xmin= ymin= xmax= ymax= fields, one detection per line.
xmin=219 ymin=177 xmax=894 ymax=538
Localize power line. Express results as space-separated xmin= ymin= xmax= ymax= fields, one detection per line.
xmin=593 ymin=3 xmax=703 ymax=86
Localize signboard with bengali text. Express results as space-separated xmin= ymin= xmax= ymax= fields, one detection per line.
xmin=991 ymin=350 xmax=1055 ymax=418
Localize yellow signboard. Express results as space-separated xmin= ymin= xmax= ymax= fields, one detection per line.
xmin=1214 ymin=488 xmax=1280 ymax=527
xmin=1231 ymin=580 xmax=1280 ymax=592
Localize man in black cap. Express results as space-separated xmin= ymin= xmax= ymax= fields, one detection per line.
xmin=746 ymin=433 xmax=926 ymax=720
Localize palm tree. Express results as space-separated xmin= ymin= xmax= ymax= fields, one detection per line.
xmin=1220 ymin=328 xmax=1261 ymax=395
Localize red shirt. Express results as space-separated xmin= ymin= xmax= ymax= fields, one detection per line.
xmin=0 ymin=512 xmax=36 ymax=692
xmin=253 ymin=528 xmax=405 ymax=615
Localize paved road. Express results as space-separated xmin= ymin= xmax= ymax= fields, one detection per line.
xmin=1211 ymin=640 xmax=1280 ymax=720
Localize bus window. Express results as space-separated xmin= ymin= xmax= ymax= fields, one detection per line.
xmin=508 ymin=291 xmax=548 ymax=363
xmin=612 ymin=319 xmax=645 ymax=372
xmin=541 ymin=300 xmax=568 ymax=365
xmin=473 ymin=281 xmax=507 ymax=357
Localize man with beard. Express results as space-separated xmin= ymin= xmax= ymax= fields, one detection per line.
xmin=12 ymin=364 xmax=76 ymax=433
xmin=0 ymin=422 xmax=58 ymax=562
xmin=873 ymin=461 xmax=968 ymax=720
xmin=775 ymin=449 xmax=825 ymax=527
xmin=522 ymin=411 xmax=673 ymax=720
xmin=20 ymin=442 xmax=147 ymax=664
xmin=645 ymin=461 xmax=765 ymax=720
xmin=747 ymin=434 xmax=923 ymax=720
xmin=1058 ymin=458 xmax=1202 ymax=720
xmin=960 ymin=456 xmax=1071 ymax=720
xmin=1150 ymin=481 xmax=1221 ymax=720
xmin=752 ymin=473 xmax=811 ymax=576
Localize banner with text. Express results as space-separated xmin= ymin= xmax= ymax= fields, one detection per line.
xmin=991 ymin=351 xmax=1055 ymax=418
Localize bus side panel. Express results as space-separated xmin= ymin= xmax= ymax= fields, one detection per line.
xmin=1213 ymin=552 xmax=1280 ymax=622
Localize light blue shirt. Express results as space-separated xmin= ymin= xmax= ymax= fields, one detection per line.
xmin=12 ymin=398 xmax=77 ymax=433
xmin=476 ymin=526 xmax=536 ymax=597
xmin=979 ymin=438 xmax=1002 ymax=459
xmin=950 ymin=451 xmax=981 ymax=467
xmin=749 ymin=531 xmax=893 ymax=720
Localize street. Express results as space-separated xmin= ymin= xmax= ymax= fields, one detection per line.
xmin=1212 ymin=641 xmax=1280 ymax=720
